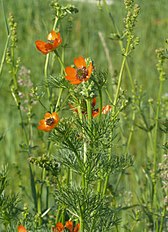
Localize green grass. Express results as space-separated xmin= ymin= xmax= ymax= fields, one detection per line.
xmin=0 ymin=0 xmax=167 ymax=231
xmin=0 ymin=0 xmax=167 ymax=167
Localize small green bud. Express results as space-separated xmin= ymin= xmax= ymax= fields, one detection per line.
xmin=50 ymin=1 xmax=78 ymax=19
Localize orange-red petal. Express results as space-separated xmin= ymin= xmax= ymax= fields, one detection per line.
xmin=65 ymin=67 xmax=82 ymax=84
xmin=74 ymin=223 xmax=80 ymax=232
xmin=44 ymin=112 xmax=52 ymax=119
xmin=69 ymin=79 xmax=82 ymax=85
xmin=38 ymin=112 xmax=59 ymax=132
xmin=35 ymin=40 xmax=52 ymax=55
xmin=18 ymin=225 xmax=27 ymax=232
xmin=65 ymin=67 xmax=77 ymax=79
xmin=74 ymin=56 xmax=86 ymax=68
xmin=92 ymin=98 xmax=96 ymax=107
xmin=52 ymin=222 xmax=64 ymax=232
xmin=102 ymin=105 xmax=112 ymax=114
xmin=36 ymin=31 xmax=62 ymax=55
xmin=52 ymin=112 xmax=59 ymax=121
xmin=87 ymin=62 xmax=93 ymax=77
xmin=38 ymin=119 xmax=46 ymax=128
xmin=38 ymin=124 xmax=51 ymax=132
xmin=65 ymin=221 xmax=73 ymax=232
xmin=53 ymin=32 xmax=62 ymax=47
xmin=92 ymin=109 xmax=100 ymax=118
xmin=47 ymin=30 xmax=58 ymax=41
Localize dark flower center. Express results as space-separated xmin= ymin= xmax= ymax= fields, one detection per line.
xmin=76 ymin=67 xmax=88 ymax=80
xmin=46 ymin=117 xmax=55 ymax=126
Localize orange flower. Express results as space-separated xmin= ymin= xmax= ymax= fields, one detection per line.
xmin=52 ymin=222 xmax=64 ymax=232
xmin=73 ymin=224 xmax=80 ymax=232
xmin=70 ymin=98 xmax=111 ymax=118
xmin=65 ymin=56 xmax=93 ymax=84
xmin=38 ymin=112 xmax=59 ymax=132
xmin=35 ymin=30 xmax=62 ymax=55
xmin=92 ymin=108 xmax=100 ymax=118
xmin=52 ymin=221 xmax=80 ymax=232
xmin=92 ymin=105 xmax=112 ymax=118
xmin=18 ymin=225 xmax=27 ymax=232
xmin=65 ymin=221 xmax=80 ymax=232
xmin=102 ymin=105 xmax=112 ymax=114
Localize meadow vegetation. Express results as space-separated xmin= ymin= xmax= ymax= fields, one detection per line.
xmin=0 ymin=0 xmax=167 ymax=231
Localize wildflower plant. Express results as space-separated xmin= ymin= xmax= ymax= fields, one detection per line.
xmin=1 ymin=0 xmax=168 ymax=231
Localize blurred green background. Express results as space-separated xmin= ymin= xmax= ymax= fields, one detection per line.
xmin=0 ymin=0 xmax=167 ymax=187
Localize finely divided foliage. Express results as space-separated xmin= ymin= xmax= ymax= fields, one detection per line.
xmin=0 ymin=0 xmax=167 ymax=231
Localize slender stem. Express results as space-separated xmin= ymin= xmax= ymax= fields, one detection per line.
xmin=37 ymin=184 xmax=42 ymax=219
xmin=77 ymin=105 xmax=87 ymax=192
xmin=1 ymin=0 xmax=10 ymax=78
xmin=55 ymin=87 xmax=63 ymax=110
xmin=153 ymin=79 xmax=163 ymax=172
xmin=45 ymin=185 xmax=49 ymax=210
xmin=86 ymin=98 xmax=92 ymax=129
xmin=152 ymin=77 xmax=164 ymax=209
xmin=59 ymin=92 xmax=70 ymax=111
xmin=0 ymin=34 xmax=10 ymax=78
xmin=44 ymin=16 xmax=59 ymax=112
xmin=112 ymin=16 xmax=136 ymax=152
xmin=18 ymin=106 xmax=29 ymax=144
xmin=96 ymin=181 xmax=101 ymax=193
xmin=103 ymin=38 xmax=131 ymax=196
xmin=113 ymin=40 xmax=130 ymax=107
xmin=98 ymin=88 xmax=103 ymax=122
xmin=54 ymin=50 xmax=65 ymax=74
xmin=39 ymin=18 xmax=61 ymax=215
xmin=80 ymin=221 xmax=84 ymax=232
xmin=54 ymin=49 xmax=65 ymax=111
xmin=102 ymin=176 xmax=109 ymax=196
xmin=38 ymin=98 xmax=48 ymax=111
xmin=126 ymin=110 xmax=136 ymax=152
xmin=159 ymin=206 xmax=166 ymax=232
xmin=53 ymin=16 xmax=58 ymax=30
xmin=44 ymin=54 xmax=53 ymax=111
xmin=108 ymin=7 xmax=136 ymax=153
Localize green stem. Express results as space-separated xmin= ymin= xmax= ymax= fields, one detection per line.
xmin=113 ymin=40 xmax=130 ymax=107
xmin=0 ymin=34 xmax=10 ymax=78
xmin=102 ymin=176 xmax=109 ymax=196
xmin=44 ymin=54 xmax=52 ymax=110
xmin=103 ymin=39 xmax=131 ymax=196
xmin=98 ymin=88 xmax=103 ymax=122
xmin=159 ymin=206 xmax=166 ymax=232
xmin=0 ymin=0 xmax=10 ymax=77
xmin=96 ymin=180 xmax=101 ymax=193
xmin=55 ymin=87 xmax=63 ymax=110
xmin=152 ymin=77 xmax=164 ymax=209
xmin=109 ymin=7 xmax=136 ymax=153
xmin=53 ymin=16 xmax=58 ymax=30
xmin=105 ymin=88 xmax=113 ymax=104
xmin=37 ymin=184 xmax=42 ymax=218
xmin=86 ymin=98 xmax=92 ymax=129
xmin=80 ymin=215 xmax=84 ymax=232
xmin=59 ymin=92 xmax=70 ymax=111
xmin=54 ymin=50 xmax=65 ymax=74
xmin=54 ymin=49 xmax=65 ymax=111
xmin=18 ymin=106 xmax=29 ymax=144
xmin=126 ymin=110 xmax=136 ymax=152
xmin=153 ymin=79 xmax=163 ymax=172
xmin=66 ymin=167 xmax=72 ymax=186
xmin=77 ymin=104 xmax=88 ymax=194
xmin=44 ymin=16 xmax=59 ymax=112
